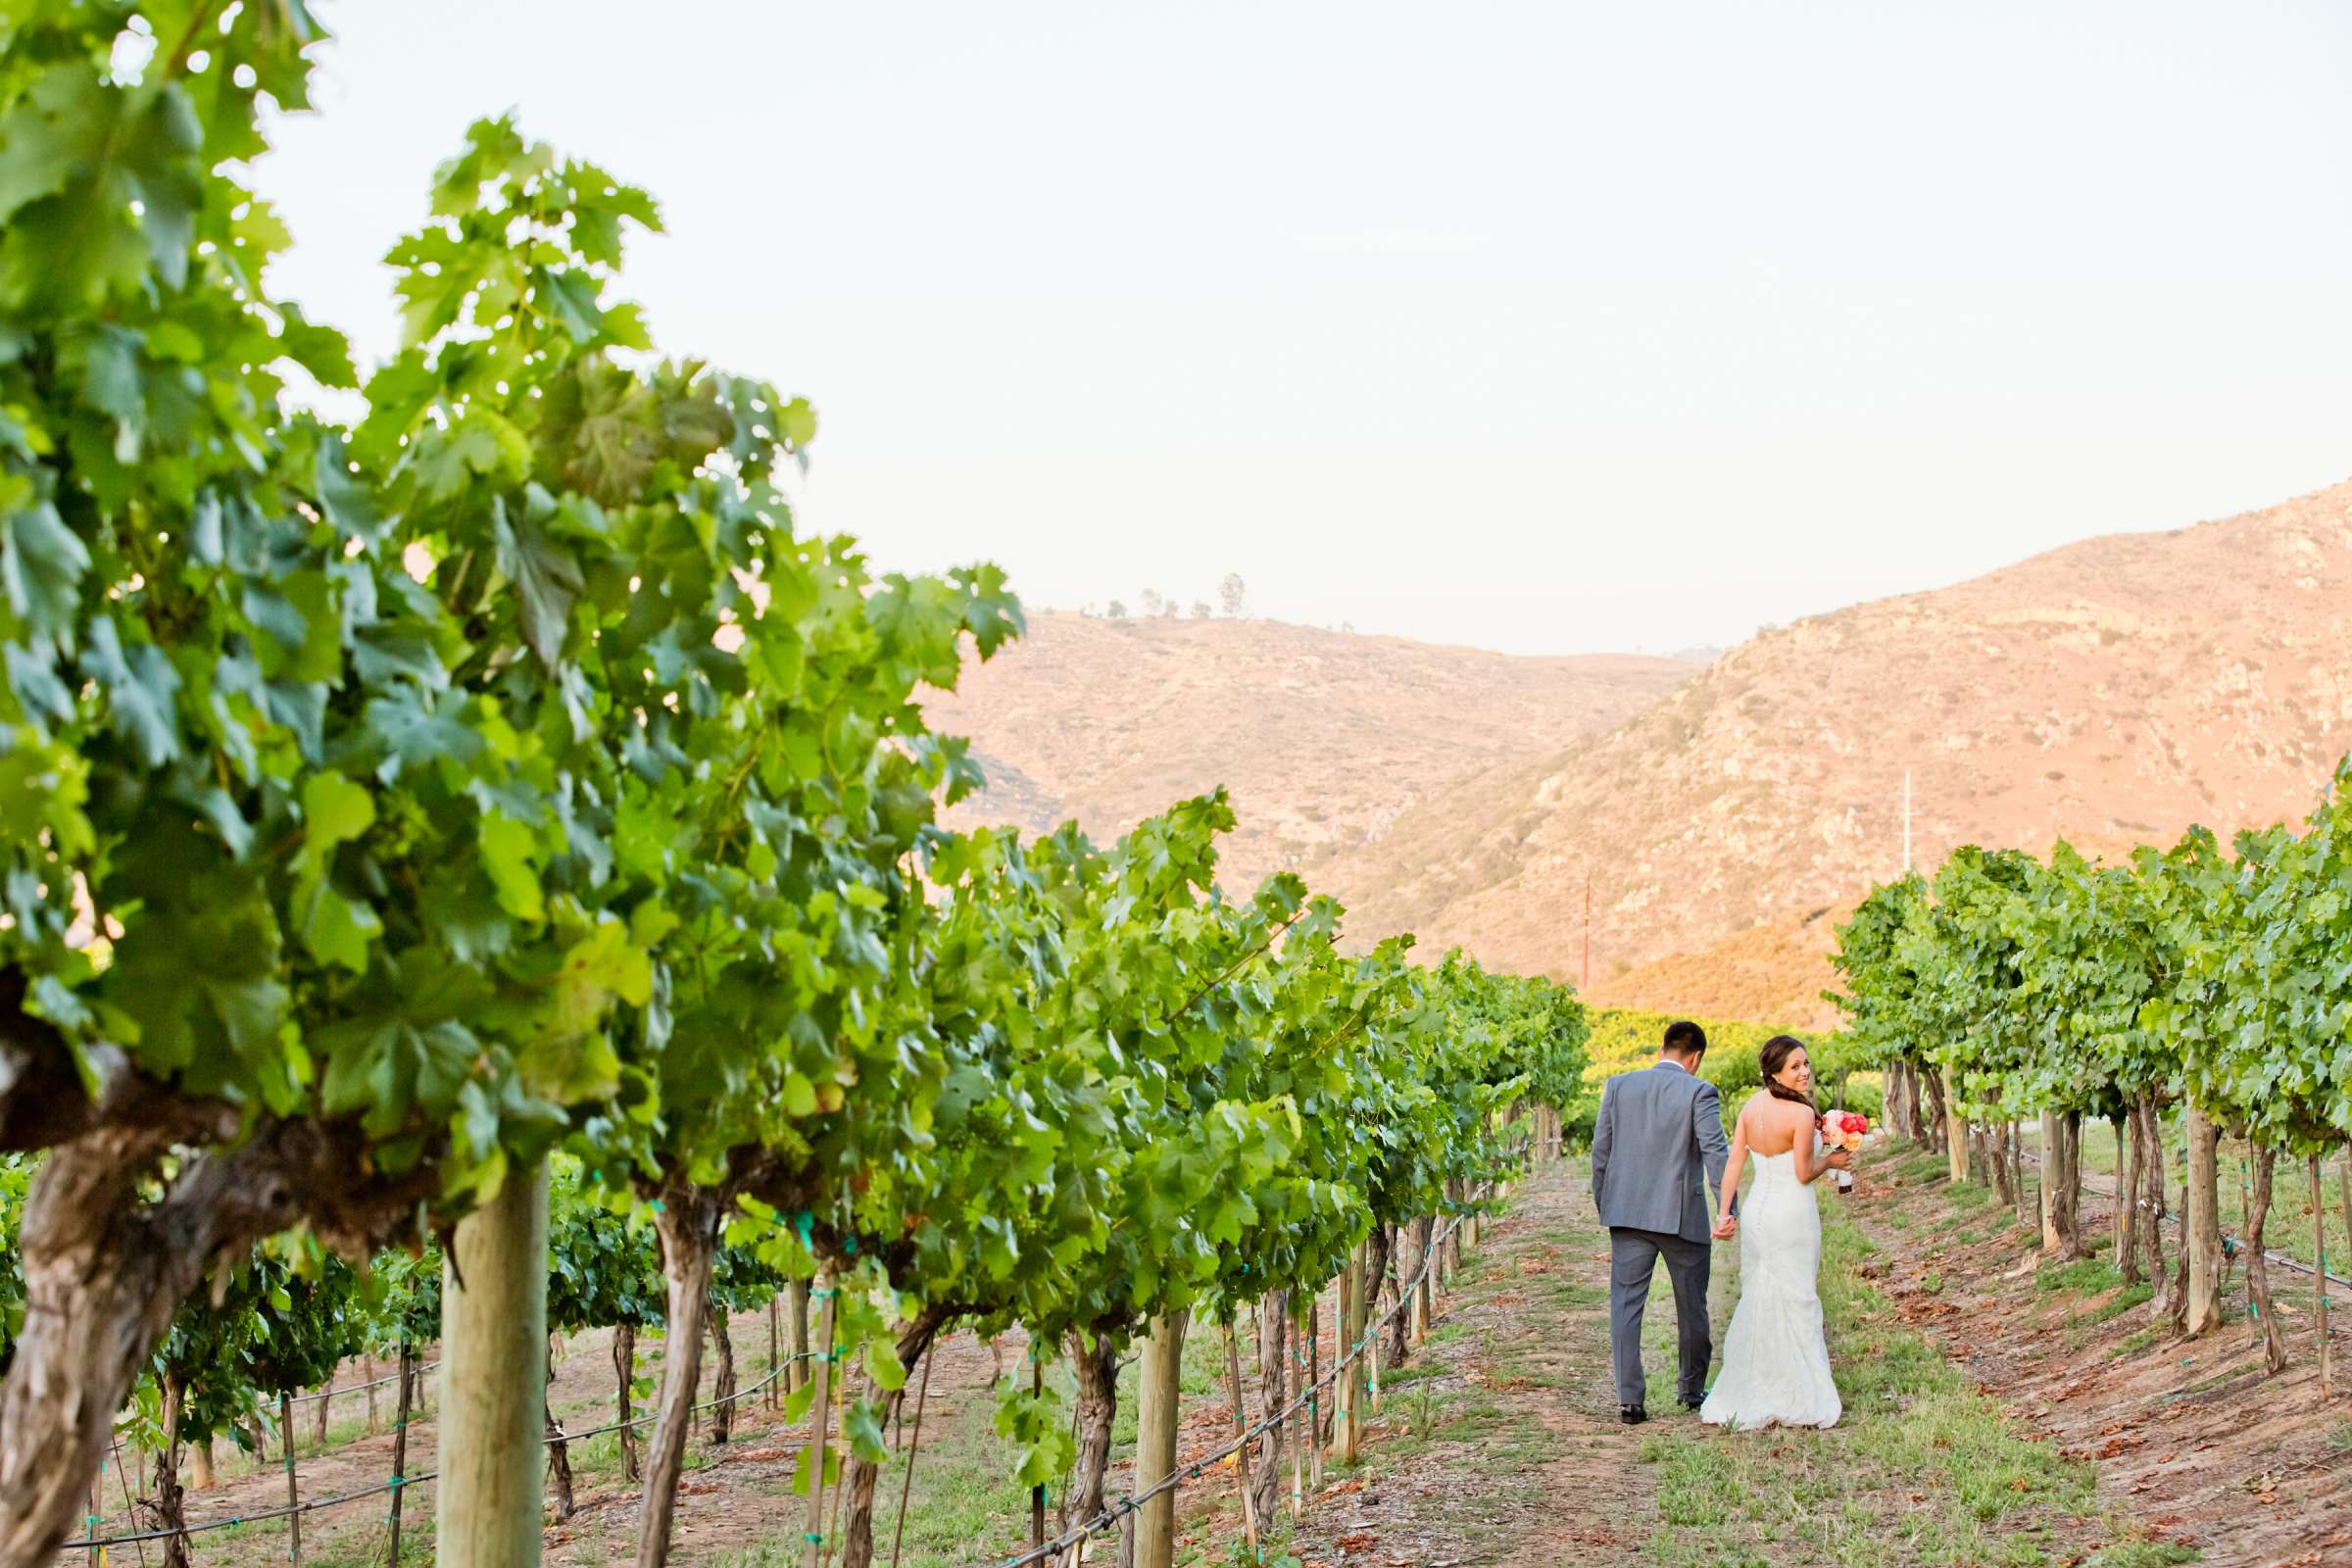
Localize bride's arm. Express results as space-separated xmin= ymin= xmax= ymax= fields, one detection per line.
xmin=1715 ymin=1112 xmax=1749 ymax=1232
xmin=1793 ymin=1111 xmax=1850 ymax=1184
xmin=1793 ymin=1108 xmax=1824 ymax=1183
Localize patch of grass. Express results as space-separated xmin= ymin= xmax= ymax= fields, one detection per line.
xmin=2037 ymin=1258 xmax=2120 ymax=1295
xmin=2076 ymin=1284 xmax=2153 ymax=1328
xmin=2083 ymin=1544 xmax=2198 ymax=1568
xmin=1633 ymin=1197 xmax=2123 ymax=1568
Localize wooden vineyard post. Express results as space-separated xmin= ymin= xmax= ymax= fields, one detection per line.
xmin=769 ymin=1296 xmax=782 ymax=1412
xmin=788 ymin=1279 xmax=811 ymax=1396
xmin=1947 ymin=1103 xmax=1970 ymax=1185
xmin=438 ymin=1156 xmax=549 ymax=1568
xmin=1342 ymin=1243 xmax=1364 ymax=1466
xmin=2039 ymin=1110 xmax=2062 ymax=1252
xmin=2316 ymin=1156 xmax=2334 ymax=1400
xmin=1221 ymin=1327 xmax=1259 ymax=1553
xmin=281 ymin=1390 xmax=301 ymax=1562
xmin=2184 ymin=1102 xmax=2225 ymax=1336
xmin=1133 ymin=1310 xmax=1187 ymax=1568
xmin=1413 ymin=1218 xmax=1433 ymax=1346
xmin=802 ymin=1271 xmax=838 ymax=1568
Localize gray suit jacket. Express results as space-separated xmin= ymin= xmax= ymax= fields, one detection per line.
xmin=1590 ymin=1060 xmax=1733 ymax=1245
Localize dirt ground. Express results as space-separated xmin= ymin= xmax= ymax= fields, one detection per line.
xmin=99 ymin=1308 xmax=1029 ymax=1567
xmin=1868 ymin=1152 xmax=2352 ymax=1568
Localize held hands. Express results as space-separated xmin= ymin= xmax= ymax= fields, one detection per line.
xmin=1711 ymin=1214 xmax=1738 ymax=1241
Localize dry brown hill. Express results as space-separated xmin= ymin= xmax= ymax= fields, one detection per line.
xmin=1315 ymin=478 xmax=2352 ymax=1020
xmin=922 ymin=611 xmax=1693 ymax=896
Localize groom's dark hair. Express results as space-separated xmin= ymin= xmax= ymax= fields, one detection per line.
xmin=1661 ymin=1019 xmax=1707 ymax=1059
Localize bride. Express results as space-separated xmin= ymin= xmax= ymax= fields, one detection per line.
xmin=1699 ymin=1034 xmax=1848 ymax=1431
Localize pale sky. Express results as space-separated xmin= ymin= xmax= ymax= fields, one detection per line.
xmin=256 ymin=1 xmax=2352 ymax=657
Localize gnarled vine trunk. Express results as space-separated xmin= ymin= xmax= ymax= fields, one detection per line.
xmin=154 ymin=1372 xmax=190 ymax=1568
xmin=2009 ymin=1122 xmax=2032 ymax=1225
xmin=1251 ymin=1292 xmax=1288 ymax=1526
xmin=638 ymin=1185 xmax=722 ymax=1568
xmin=1378 ymin=1229 xmax=1409 ymax=1370
xmin=840 ymin=1308 xmax=951 ymax=1568
xmin=1054 ymin=1315 xmax=1122 ymax=1544
xmin=2244 ymin=1148 xmax=2287 ymax=1373
xmin=1362 ymin=1223 xmax=1399 ymax=1372
xmin=707 ymin=1295 xmax=736 ymax=1446
xmin=0 ymin=1040 xmax=441 ymax=1568
xmin=1921 ymin=1067 xmax=1950 ymax=1158
xmin=1987 ymin=1124 xmax=2017 ymax=1208
xmin=546 ymin=1338 xmax=576 ymax=1521
xmin=2132 ymin=1097 xmax=2167 ymax=1292
xmin=0 ymin=1096 xmax=316 ymax=1564
xmin=613 ymin=1322 xmax=641 ymax=1481
xmin=2050 ymin=1110 xmax=2082 ymax=1258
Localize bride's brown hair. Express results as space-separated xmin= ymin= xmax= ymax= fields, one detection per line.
xmin=1760 ymin=1034 xmax=1817 ymax=1114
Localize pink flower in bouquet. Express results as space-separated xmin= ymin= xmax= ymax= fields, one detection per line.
xmin=1820 ymin=1111 xmax=1869 ymax=1151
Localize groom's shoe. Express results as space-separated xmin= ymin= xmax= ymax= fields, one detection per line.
xmin=1619 ymin=1404 xmax=1648 ymax=1426
xmin=1679 ymin=1397 xmax=1704 ymax=1413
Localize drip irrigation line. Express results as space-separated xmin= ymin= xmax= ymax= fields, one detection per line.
xmin=968 ymin=1200 xmax=1484 ymax=1568
xmin=55 ymin=1355 xmax=807 ymax=1551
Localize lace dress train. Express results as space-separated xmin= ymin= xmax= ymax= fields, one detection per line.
xmin=1699 ymin=1144 xmax=1840 ymax=1431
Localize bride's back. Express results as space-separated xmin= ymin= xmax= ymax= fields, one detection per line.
xmin=1737 ymin=1092 xmax=1815 ymax=1156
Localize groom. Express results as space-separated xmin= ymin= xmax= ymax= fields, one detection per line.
xmin=1589 ymin=1019 xmax=1735 ymax=1425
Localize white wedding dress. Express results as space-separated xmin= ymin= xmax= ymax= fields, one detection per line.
xmin=1699 ymin=1138 xmax=1841 ymax=1431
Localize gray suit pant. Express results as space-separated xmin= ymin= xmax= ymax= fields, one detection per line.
xmin=1608 ymin=1227 xmax=1711 ymax=1408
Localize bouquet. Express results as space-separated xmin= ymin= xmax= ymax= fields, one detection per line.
xmin=1820 ymin=1110 xmax=1869 ymax=1194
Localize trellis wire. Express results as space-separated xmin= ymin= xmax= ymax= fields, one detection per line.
xmin=283 ymin=1360 xmax=441 ymax=1408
